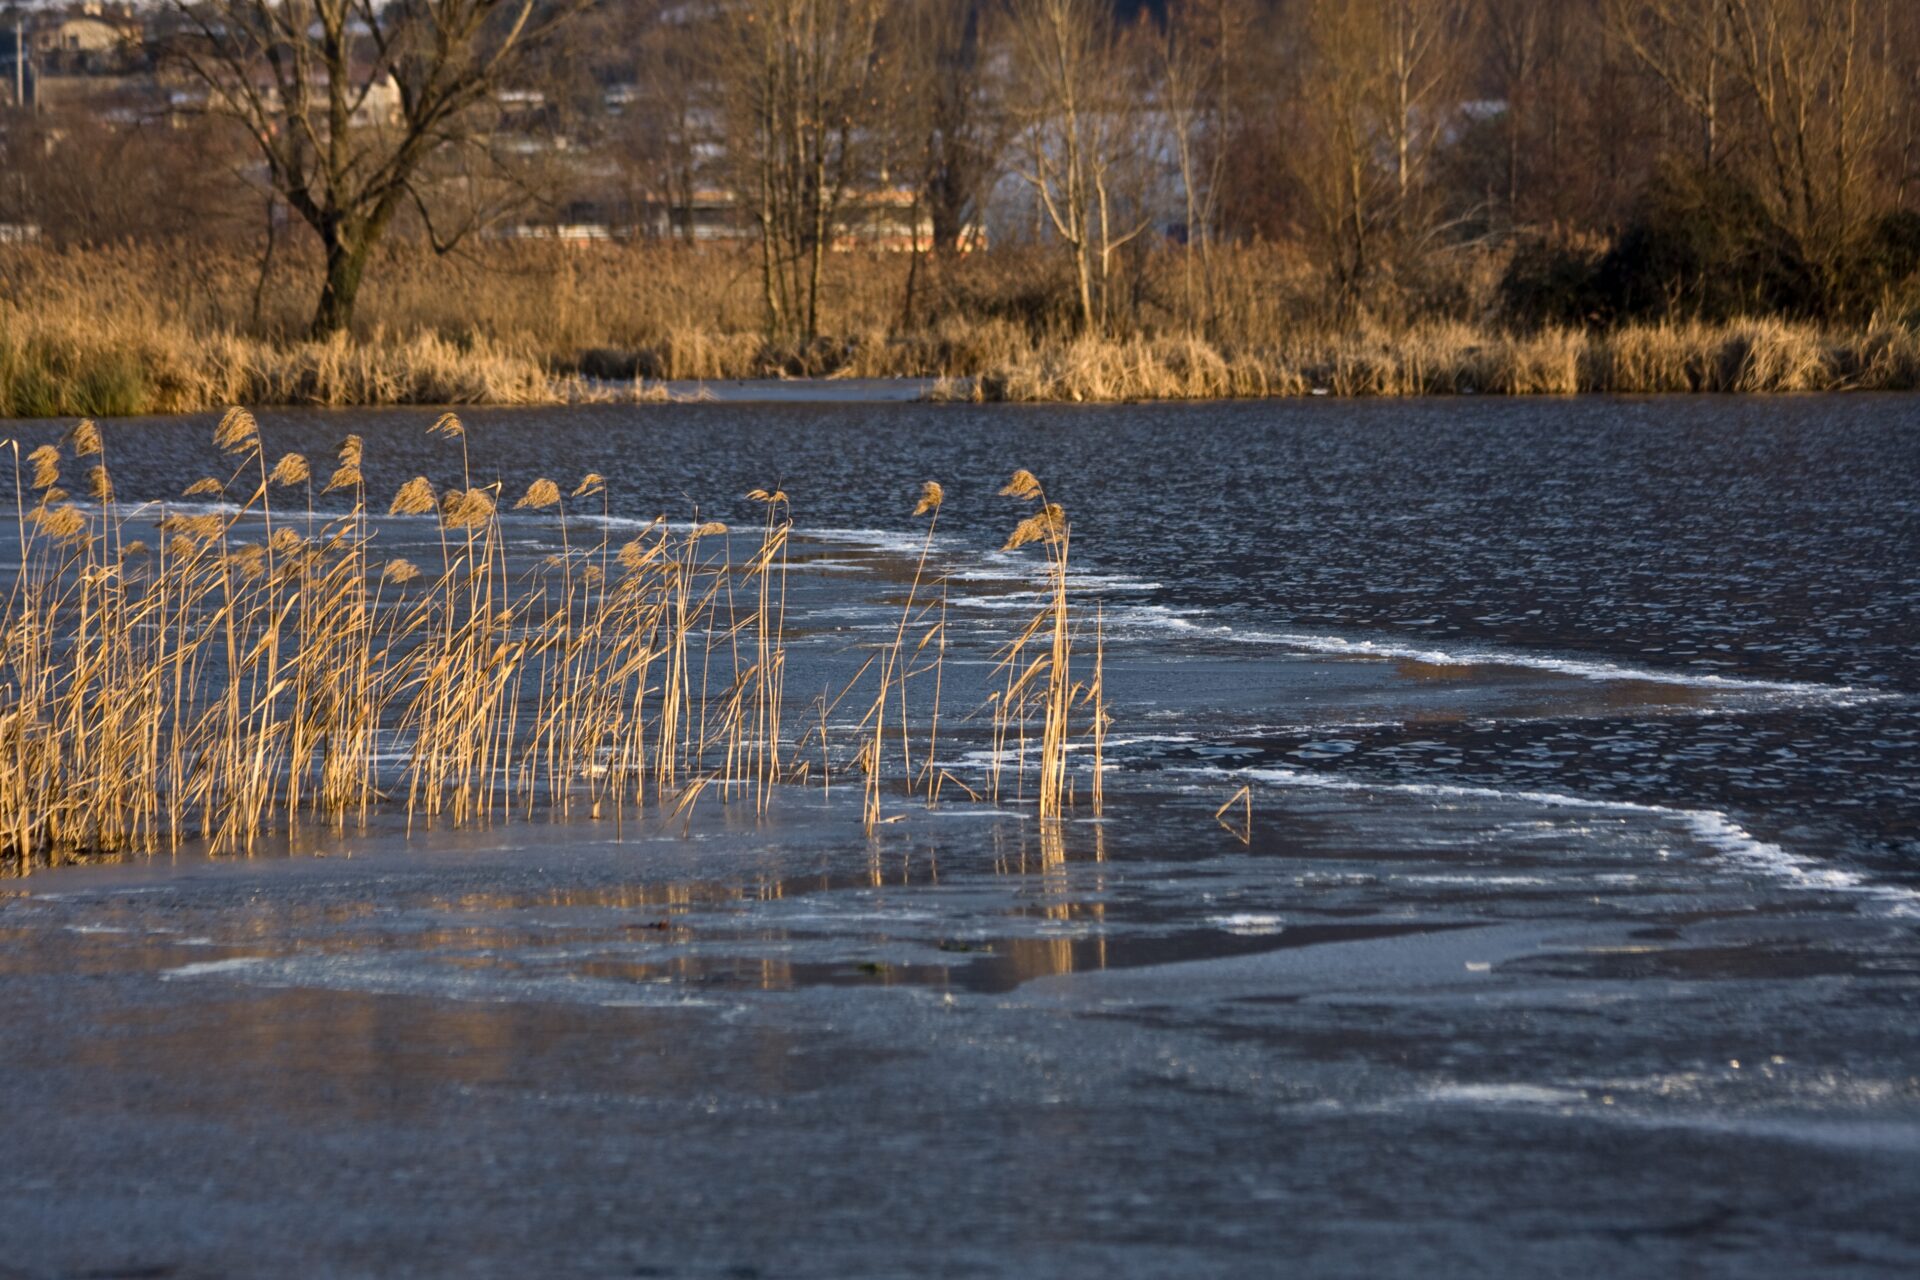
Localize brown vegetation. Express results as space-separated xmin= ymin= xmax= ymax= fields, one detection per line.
xmin=4 ymin=240 xmax=1915 ymax=414
xmin=0 ymin=414 xmax=1106 ymax=873
xmin=7 ymin=2 xmax=1920 ymax=372
xmin=947 ymin=320 xmax=1920 ymax=401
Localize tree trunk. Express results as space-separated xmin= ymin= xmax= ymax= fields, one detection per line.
xmin=1073 ymin=239 xmax=1095 ymax=334
xmin=310 ymin=232 xmax=369 ymax=340
xmin=930 ymin=171 xmax=966 ymax=256
xmin=807 ymin=151 xmax=827 ymax=345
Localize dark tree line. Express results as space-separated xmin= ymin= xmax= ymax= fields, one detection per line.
xmin=3 ymin=0 xmax=1917 ymax=336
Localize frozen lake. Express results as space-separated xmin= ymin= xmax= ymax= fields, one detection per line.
xmin=2 ymin=394 xmax=1917 ymax=1276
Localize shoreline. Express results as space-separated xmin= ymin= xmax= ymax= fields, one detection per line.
xmin=6 ymin=319 xmax=1920 ymax=417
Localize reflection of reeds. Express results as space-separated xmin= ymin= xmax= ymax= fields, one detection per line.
xmin=0 ymin=416 xmax=1114 ymax=872
xmin=1215 ymin=786 xmax=1252 ymax=846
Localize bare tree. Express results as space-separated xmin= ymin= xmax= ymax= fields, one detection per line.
xmin=1289 ymin=0 xmax=1388 ymax=310
xmin=1722 ymin=0 xmax=1886 ymax=275
xmin=711 ymin=0 xmax=888 ymax=344
xmin=1161 ymin=0 xmax=1253 ymax=333
xmin=1481 ymin=0 xmax=1541 ymax=232
xmin=615 ymin=3 xmax=713 ymax=243
xmin=886 ymin=0 xmax=1005 ymax=258
xmin=1006 ymin=0 xmax=1155 ymax=334
xmin=1604 ymin=0 xmax=1728 ymax=171
xmin=1378 ymin=0 xmax=1467 ymax=220
xmin=162 ymin=0 xmax=590 ymax=338
xmin=875 ymin=0 xmax=1009 ymax=329
xmin=1610 ymin=0 xmax=1902 ymax=300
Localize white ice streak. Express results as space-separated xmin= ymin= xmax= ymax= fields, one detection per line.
xmin=794 ymin=523 xmax=1872 ymax=699
xmin=1425 ymin=1083 xmax=1588 ymax=1107
xmin=161 ymin=957 xmax=269 ymax=979
xmin=1216 ymin=765 xmax=1920 ymax=917
xmin=1207 ymin=913 xmax=1287 ymax=936
xmin=1110 ymin=608 xmax=1874 ymax=699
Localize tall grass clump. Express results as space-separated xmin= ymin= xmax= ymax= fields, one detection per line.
xmin=988 ymin=470 xmax=1104 ymax=823
xmin=855 ymin=480 xmax=951 ymax=831
xmin=960 ymin=320 xmax=1920 ymax=402
xmin=0 ymin=413 xmax=1114 ymax=873
xmin=7 ymin=242 xmax=1917 ymax=412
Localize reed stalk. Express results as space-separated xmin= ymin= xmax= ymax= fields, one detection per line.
xmin=0 ymin=415 xmax=1116 ymax=872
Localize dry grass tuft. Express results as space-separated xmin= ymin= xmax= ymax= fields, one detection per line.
xmin=6 ymin=242 xmax=1914 ymax=413
xmin=0 ymin=412 xmax=1117 ymax=872
xmin=963 ymin=320 xmax=1920 ymax=402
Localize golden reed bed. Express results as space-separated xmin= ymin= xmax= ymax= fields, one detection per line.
xmin=0 ymin=413 xmax=1103 ymax=873
xmin=940 ymin=322 xmax=1920 ymax=402
xmin=4 ymin=243 xmax=1917 ymax=414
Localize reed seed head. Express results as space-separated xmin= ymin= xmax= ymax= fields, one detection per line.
xmin=914 ymin=481 xmax=944 ymax=516
xmin=383 ymin=558 xmax=421 ymax=585
xmin=443 ymin=487 xmax=497 ymax=529
xmin=746 ymin=488 xmax=789 ymax=505
xmin=617 ymin=538 xmax=661 ymax=571
xmin=182 ymin=477 xmax=225 ymax=498
xmin=68 ymin=420 xmax=103 ymax=457
xmin=1000 ymin=469 xmax=1043 ymax=502
xmin=1003 ymin=502 xmax=1066 ymax=551
xmin=690 ymin=521 xmax=729 ymax=539
xmin=323 ymin=464 xmax=362 ymax=494
xmin=228 ymin=544 xmax=266 ymax=579
xmin=28 ymin=445 xmax=59 ymax=490
xmin=572 ymin=473 xmax=606 ymax=498
xmin=389 ymin=477 xmax=437 ymax=516
xmin=120 ymin=540 xmax=148 ymax=559
xmin=269 ymin=453 xmax=310 ymax=488
xmin=338 ymin=435 xmax=364 ymax=468
xmin=34 ymin=504 xmax=87 ymax=545
xmin=87 ymin=465 xmax=113 ymax=503
xmin=515 ymin=478 xmax=562 ymax=510
xmin=159 ymin=513 xmax=224 ymax=543
xmin=214 ymin=407 xmax=260 ymax=456
xmin=427 ymin=413 xmax=465 ymax=440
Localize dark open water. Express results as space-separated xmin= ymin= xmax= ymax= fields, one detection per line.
xmin=2 ymin=394 xmax=1918 ymax=1277
xmin=69 ymin=392 xmax=1920 ymax=883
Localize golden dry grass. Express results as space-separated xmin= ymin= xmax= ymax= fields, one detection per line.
xmin=4 ymin=241 xmax=1916 ymax=413
xmin=961 ymin=319 xmax=1920 ymax=402
xmin=0 ymin=413 xmax=1109 ymax=872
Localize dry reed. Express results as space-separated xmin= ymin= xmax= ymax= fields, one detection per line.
xmin=0 ymin=412 xmax=1111 ymax=873
xmin=8 ymin=243 xmax=1915 ymax=415
xmin=959 ymin=319 xmax=1920 ymax=403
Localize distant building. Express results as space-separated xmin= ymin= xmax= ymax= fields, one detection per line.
xmin=31 ymin=71 xmax=152 ymax=118
xmin=35 ymin=15 xmax=130 ymax=57
xmin=838 ymin=187 xmax=987 ymax=254
xmin=202 ymin=68 xmax=404 ymax=132
xmin=30 ymin=3 xmax=141 ymax=73
xmin=3 ymin=2 xmax=146 ymax=105
xmin=497 ymin=185 xmax=984 ymax=252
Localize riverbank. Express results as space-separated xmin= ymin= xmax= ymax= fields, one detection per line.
xmin=5 ymin=241 xmax=1919 ymax=414
xmin=945 ymin=320 xmax=1920 ymax=401
xmin=7 ymin=309 xmax=1917 ymax=417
